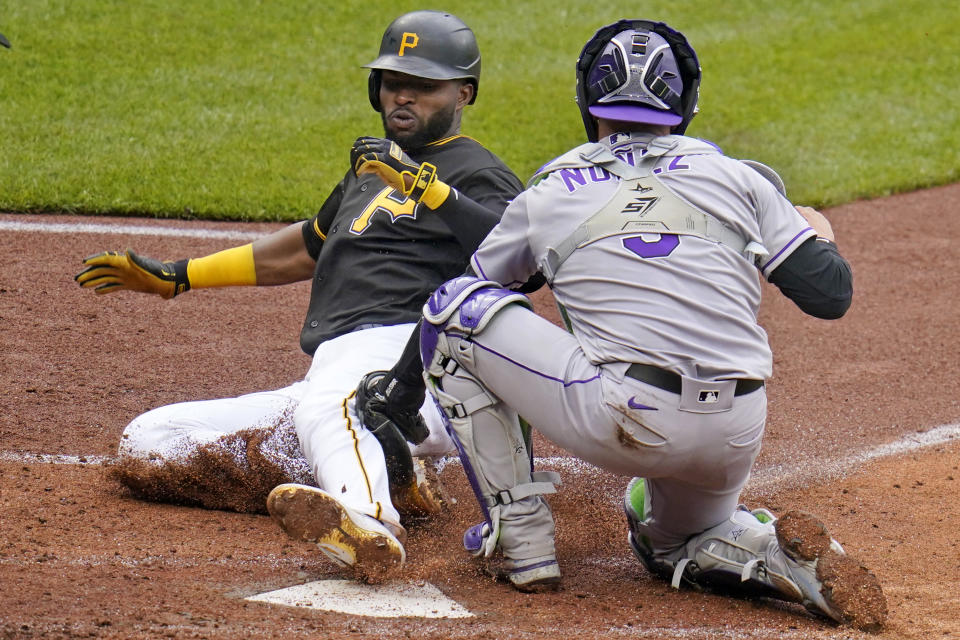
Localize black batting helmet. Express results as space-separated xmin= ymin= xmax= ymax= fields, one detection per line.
xmin=575 ymin=19 xmax=701 ymax=141
xmin=365 ymin=11 xmax=481 ymax=112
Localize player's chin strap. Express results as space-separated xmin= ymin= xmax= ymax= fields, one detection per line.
xmin=533 ymin=135 xmax=769 ymax=284
xmin=420 ymin=276 xmax=560 ymax=560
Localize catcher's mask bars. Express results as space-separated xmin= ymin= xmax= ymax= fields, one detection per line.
xmin=365 ymin=10 xmax=481 ymax=112
xmin=576 ymin=19 xmax=701 ymax=141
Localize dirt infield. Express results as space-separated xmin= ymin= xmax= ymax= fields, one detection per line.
xmin=1 ymin=184 xmax=958 ymax=639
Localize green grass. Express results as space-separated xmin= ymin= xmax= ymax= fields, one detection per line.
xmin=1 ymin=0 xmax=957 ymax=220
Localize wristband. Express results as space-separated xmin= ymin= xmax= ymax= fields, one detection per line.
xmin=186 ymin=243 xmax=257 ymax=289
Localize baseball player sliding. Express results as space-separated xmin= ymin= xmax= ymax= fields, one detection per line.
xmin=362 ymin=18 xmax=886 ymax=630
xmin=75 ymin=11 xmax=527 ymax=581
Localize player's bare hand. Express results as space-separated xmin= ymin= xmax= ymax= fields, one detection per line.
xmin=795 ymin=206 xmax=836 ymax=243
xmin=75 ymin=249 xmax=190 ymax=298
xmin=350 ymin=136 xmax=450 ymax=208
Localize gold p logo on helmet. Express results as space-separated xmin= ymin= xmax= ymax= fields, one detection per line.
xmin=398 ymin=32 xmax=419 ymax=56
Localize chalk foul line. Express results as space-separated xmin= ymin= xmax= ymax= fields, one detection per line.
xmin=3 ymin=422 xmax=958 ymax=491
xmin=0 ymin=219 xmax=267 ymax=242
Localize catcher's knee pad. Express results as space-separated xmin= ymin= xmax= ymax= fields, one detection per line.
xmin=419 ymin=275 xmax=531 ymax=376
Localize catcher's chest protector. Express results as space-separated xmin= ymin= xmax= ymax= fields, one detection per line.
xmin=533 ymin=137 xmax=758 ymax=284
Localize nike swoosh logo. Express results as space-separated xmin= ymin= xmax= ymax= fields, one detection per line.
xmin=627 ymin=397 xmax=657 ymax=410
xmin=455 ymin=55 xmax=481 ymax=70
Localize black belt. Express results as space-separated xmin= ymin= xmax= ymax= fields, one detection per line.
xmin=625 ymin=363 xmax=764 ymax=396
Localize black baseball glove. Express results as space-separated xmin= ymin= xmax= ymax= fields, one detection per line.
xmin=355 ymin=370 xmax=429 ymax=446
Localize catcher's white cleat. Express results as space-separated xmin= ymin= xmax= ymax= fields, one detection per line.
xmin=503 ymin=554 xmax=561 ymax=592
xmin=463 ymin=522 xmax=562 ymax=592
xmin=266 ymin=483 xmax=406 ymax=582
xmin=774 ymin=510 xmax=887 ymax=632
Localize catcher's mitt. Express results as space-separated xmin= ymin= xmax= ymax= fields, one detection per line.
xmin=355 ymin=371 xmax=443 ymax=518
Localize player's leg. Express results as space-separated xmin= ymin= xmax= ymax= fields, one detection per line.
xmin=271 ymin=323 xmax=429 ymax=580
xmin=625 ymin=478 xmax=885 ymax=628
xmin=620 ymin=390 xmax=885 ymax=629
xmin=118 ymin=384 xmax=306 ymax=461
xmin=422 ymin=278 xmax=593 ymax=590
xmin=430 ymin=356 xmax=561 ymax=590
xmin=112 ymin=383 xmax=312 ymax=511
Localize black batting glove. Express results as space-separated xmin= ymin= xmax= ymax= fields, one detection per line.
xmin=355 ymin=370 xmax=430 ymax=446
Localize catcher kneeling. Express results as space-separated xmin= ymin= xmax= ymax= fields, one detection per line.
xmin=363 ymin=18 xmax=886 ymax=632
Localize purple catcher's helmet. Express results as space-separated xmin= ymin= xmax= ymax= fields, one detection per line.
xmin=576 ymin=19 xmax=701 ymax=141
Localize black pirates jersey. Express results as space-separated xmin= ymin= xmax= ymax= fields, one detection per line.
xmin=298 ymin=134 xmax=523 ymax=354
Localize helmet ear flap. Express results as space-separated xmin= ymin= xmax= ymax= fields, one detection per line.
xmin=368 ymin=70 xmax=382 ymax=112
xmin=650 ymin=24 xmax=701 ymax=135
xmin=575 ymin=25 xmax=621 ymax=142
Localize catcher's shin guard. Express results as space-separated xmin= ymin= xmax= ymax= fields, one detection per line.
xmin=428 ymin=363 xmax=560 ymax=591
xmin=421 ymin=278 xmax=560 ymax=590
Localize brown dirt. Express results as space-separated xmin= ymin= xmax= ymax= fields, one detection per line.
xmin=774 ymin=510 xmax=887 ymax=632
xmin=1 ymin=184 xmax=959 ymax=640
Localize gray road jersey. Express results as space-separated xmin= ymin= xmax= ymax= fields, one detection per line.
xmin=470 ymin=133 xmax=816 ymax=379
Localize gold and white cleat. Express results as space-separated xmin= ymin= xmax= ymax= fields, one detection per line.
xmin=267 ymin=483 xmax=405 ymax=582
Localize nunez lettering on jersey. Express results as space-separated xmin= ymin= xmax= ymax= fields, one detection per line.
xmin=558 ymin=150 xmax=691 ymax=193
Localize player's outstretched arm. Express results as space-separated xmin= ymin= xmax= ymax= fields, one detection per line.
xmin=75 ymin=222 xmax=316 ymax=298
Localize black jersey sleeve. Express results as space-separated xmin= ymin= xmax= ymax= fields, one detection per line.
xmin=301 ymin=177 xmax=346 ymax=260
xmin=431 ymin=164 xmax=524 ymax=254
xmin=455 ymin=165 xmax=525 ymax=213
xmin=430 ymin=189 xmax=502 ymax=254
xmin=768 ymin=237 xmax=853 ymax=319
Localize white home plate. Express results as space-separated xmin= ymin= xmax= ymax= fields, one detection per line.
xmin=245 ymin=580 xmax=474 ymax=618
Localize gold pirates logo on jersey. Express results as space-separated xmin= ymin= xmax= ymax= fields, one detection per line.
xmin=350 ymin=187 xmax=417 ymax=235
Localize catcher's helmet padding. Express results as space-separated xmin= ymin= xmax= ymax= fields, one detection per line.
xmin=576 ymin=19 xmax=701 ymax=141
xmin=365 ymin=11 xmax=481 ymax=112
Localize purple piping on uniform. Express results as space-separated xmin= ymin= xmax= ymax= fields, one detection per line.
xmin=701 ymin=138 xmax=722 ymax=152
xmin=761 ymin=227 xmax=813 ymax=272
xmin=431 ymin=393 xmax=493 ymax=524
xmin=450 ymin=333 xmax=600 ymax=387
xmin=468 ymin=259 xmax=524 ymax=289
xmin=470 ymin=256 xmax=490 ymax=280
xmin=511 ymin=558 xmax=558 ymax=574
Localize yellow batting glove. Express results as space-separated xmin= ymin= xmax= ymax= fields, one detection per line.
xmin=350 ymin=136 xmax=451 ymax=209
xmin=75 ymin=250 xmax=189 ymax=299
